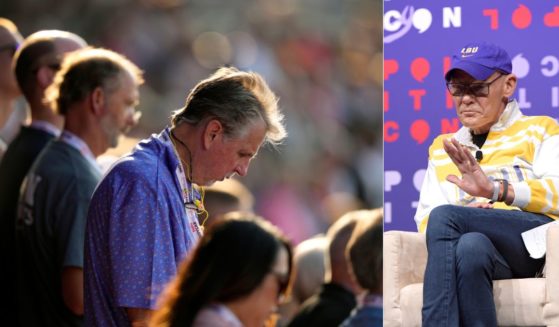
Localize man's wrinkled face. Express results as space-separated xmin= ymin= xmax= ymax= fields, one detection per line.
xmin=100 ymin=72 xmax=140 ymax=148
xmin=196 ymin=119 xmax=267 ymax=186
xmin=448 ymin=70 xmax=508 ymax=134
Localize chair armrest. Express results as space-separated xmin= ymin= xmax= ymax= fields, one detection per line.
xmin=384 ymin=230 xmax=427 ymax=327
xmin=544 ymin=225 xmax=559 ymax=326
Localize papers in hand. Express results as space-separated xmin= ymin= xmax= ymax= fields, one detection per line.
xmin=521 ymin=220 xmax=559 ymax=259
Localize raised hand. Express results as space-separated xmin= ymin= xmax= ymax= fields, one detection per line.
xmin=443 ymin=138 xmax=493 ymax=199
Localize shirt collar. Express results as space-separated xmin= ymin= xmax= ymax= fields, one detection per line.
xmin=29 ymin=120 xmax=61 ymax=137
xmin=59 ymin=130 xmax=100 ymax=172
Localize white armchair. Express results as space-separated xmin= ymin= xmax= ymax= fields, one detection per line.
xmin=383 ymin=225 xmax=559 ymax=327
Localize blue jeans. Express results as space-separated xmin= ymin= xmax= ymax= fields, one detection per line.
xmin=422 ymin=205 xmax=552 ymax=327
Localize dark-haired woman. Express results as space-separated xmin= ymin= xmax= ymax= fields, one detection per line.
xmin=151 ymin=212 xmax=293 ymax=327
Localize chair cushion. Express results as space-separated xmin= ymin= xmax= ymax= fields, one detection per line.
xmin=400 ymin=278 xmax=546 ymax=326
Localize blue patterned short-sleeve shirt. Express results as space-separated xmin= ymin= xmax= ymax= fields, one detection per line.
xmin=84 ymin=128 xmax=202 ymax=327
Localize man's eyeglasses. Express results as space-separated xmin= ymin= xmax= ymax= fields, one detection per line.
xmin=47 ymin=63 xmax=61 ymax=70
xmin=446 ymin=74 xmax=504 ymax=97
xmin=30 ymin=53 xmax=63 ymax=73
xmin=31 ymin=62 xmax=61 ymax=74
xmin=0 ymin=43 xmax=18 ymax=57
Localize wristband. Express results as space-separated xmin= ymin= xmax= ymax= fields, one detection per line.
xmin=497 ymin=179 xmax=509 ymax=202
xmin=491 ymin=181 xmax=500 ymax=202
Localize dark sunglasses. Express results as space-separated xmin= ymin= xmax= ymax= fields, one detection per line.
xmin=32 ymin=62 xmax=62 ymax=74
xmin=446 ymin=74 xmax=504 ymax=97
xmin=270 ymin=270 xmax=289 ymax=300
xmin=48 ymin=63 xmax=61 ymax=70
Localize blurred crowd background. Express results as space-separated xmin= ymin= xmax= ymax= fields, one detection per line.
xmin=2 ymin=0 xmax=382 ymax=244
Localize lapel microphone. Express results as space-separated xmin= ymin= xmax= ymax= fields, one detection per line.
xmin=475 ymin=150 xmax=483 ymax=162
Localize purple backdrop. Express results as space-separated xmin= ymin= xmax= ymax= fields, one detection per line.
xmin=384 ymin=1 xmax=559 ymax=231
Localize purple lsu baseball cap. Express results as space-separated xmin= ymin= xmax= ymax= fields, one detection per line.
xmin=445 ymin=42 xmax=512 ymax=81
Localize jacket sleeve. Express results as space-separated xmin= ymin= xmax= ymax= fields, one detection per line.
xmin=414 ymin=137 xmax=452 ymax=233
xmin=511 ymin=132 xmax=559 ymax=218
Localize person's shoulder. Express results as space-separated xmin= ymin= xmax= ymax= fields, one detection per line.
xmin=32 ymin=142 xmax=93 ymax=187
xmin=31 ymin=141 xmax=67 ymax=173
xmin=106 ymin=136 xmax=164 ymax=178
xmin=521 ymin=115 xmax=559 ymax=134
xmin=522 ymin=114 xmax=558 ymax=124
xmin=2 ymin=127 xmax=53 ymax=161
xmin=18 ymin=126 xmax=56 ymax=144
xmin=91 ymin=155 xmax=157 ymax=209
xmin=193 ymin=305 xmax=242 ymax=327
xmin=99 ymin=136 xmax=168 ymax=192
xmin=101 ymin=155 xmax=154 ymax=190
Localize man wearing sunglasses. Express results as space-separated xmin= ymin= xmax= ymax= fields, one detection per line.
xmin=416 ymin=42 xmax=559 ymax=326
xmin=0 ymin=29 xmax=86 ymax=327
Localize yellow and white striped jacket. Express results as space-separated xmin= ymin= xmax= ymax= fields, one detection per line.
xmin=415 ymin=100 xmax=559 ymax=232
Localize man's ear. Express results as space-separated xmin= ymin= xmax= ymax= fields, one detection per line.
xmin=36 ymin=66 xmax=56 ymax=89
xmin=90 ymin=87 xmax=105 ymax=116
xmin=203 ymin=119 xmax=223 ymax=149
xmin=503 ymin=74 xmax=517 ymax=98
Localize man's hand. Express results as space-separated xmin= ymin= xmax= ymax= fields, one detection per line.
xmin=443 ymin=138 xmax=493 ymax=198
xmin=61 ymin=267 xmax=84 ymax=316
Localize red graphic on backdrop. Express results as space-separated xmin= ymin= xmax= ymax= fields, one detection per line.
xmin=483 ymin=9 xmax=499 ymax=30
xmin=544 ymin=7 xmax=559 ymax=27
xmin=411 ymin=57 xmax=430 ymax=82
xmin=410 ymin=119 xmax=430 ymax=144
xmin=443 ymin=56 xmax=454 ymax=109
xmin=512 ymin=5 xmax=532 ymax=29
xmin=385 ymin=59 xmax=399 ymax=80
xmin=409 ymin=89 xmax=426 ymax=110
xmin=441 ymin=118 xmax=460 ymax=134
xmin=384 ymin=91 xmax=389 ymax=112
xmin=384 ymin=121 xmax=399 ymax=143
xmin=443 ymin=56 xmax=451 ymax=77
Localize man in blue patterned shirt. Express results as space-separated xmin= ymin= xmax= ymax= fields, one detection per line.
xmin=84 ymin=67 xmax=287 ymax=327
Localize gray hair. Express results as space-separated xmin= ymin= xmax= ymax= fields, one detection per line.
xmin=172 ymin=66 xmax=286 ymax=145
xmin=44 ymin=47 xmax=143 ymax=115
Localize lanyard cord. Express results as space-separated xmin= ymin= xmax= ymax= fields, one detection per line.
xmin=169 ymin=129 xmax=208 ymax=225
